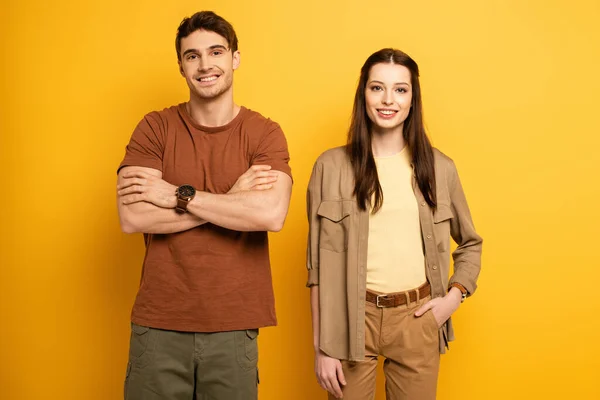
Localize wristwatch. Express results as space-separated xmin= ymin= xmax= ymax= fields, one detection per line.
xmin=449 ymin=282 xmax=468 ymax=303
xmin=175 ymin=184 xmax=196 ymax=213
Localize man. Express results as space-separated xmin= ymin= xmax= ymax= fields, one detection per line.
xmin=116 ymin=11 xmax=293 ymax=400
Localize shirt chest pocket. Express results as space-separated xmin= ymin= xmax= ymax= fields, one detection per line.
xmin=317 ymin=200 xmax=352 ymax=253
xmin=433 ymin=203 xmax=453 ymax=253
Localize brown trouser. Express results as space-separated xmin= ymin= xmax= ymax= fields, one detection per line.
xmin=124 ymin=323 xmax=259 ymax=400
xmin=331 ymin=295 xmax=440 ymax=400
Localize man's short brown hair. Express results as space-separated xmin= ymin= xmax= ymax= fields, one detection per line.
xmin=176 ymin=11 xmax=238 ymax=60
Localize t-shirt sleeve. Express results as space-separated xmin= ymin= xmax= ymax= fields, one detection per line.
xmin=117 ymin=113 xmax=165 ymax=173
xmin=250 ymin=122 xmax=293 ymax=180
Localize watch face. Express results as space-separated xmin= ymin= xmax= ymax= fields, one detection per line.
xmin=178 ymin=185 xmax=196 ymax=198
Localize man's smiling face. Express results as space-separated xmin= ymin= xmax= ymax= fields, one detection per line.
xmin=178 ymin=29 xmax=240 ymax=100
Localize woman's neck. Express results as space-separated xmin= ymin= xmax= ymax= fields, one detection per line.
xmin=371 ymin=125 xmax=406 ymax=157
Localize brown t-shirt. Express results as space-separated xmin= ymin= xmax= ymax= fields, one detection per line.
xmin=119 ymin=104 xmax=292 ymax=332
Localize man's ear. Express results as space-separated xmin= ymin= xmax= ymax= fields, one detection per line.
xmin=178 ymin=61 xmax=185 ymax=77
xmin=232 ymin=51 xmax=241 ymax=71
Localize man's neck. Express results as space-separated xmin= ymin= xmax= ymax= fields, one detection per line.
xmin=187 ymin=92 xmax=240 ymax=128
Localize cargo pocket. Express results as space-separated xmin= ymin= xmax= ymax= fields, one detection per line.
xmin=317 ymin=200 xmax=351 ymax=252
xmin=129 ymin=323 xmax=150 ymax=358
xmin=128 ymin=323 xmax=156 ymax=368
xmin=236 ymin=329 xmax=259 ymax=371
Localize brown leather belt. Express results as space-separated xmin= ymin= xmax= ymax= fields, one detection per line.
xmin=366 ymin=282 xmax=431 ymax=308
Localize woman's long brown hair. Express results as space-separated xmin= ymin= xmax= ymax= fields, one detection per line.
xmin=347 ymin=48 xmax=436 ymax=213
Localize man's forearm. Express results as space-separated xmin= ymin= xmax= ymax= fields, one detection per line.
xmin=117 ymin=166 xmax=290 ymax=233
xmin=186 ymin=190 xmax=287 ymax=232
xmin=117 ymin=166 xmax=206 ymax=234
xmin=185 ymin=173 xmax=292 ymax=232
xmin=119 ymin=201 xmax=206 ymax=234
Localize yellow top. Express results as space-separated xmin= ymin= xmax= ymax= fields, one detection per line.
xmin=366 ymin=147 xmax=427 ymax=293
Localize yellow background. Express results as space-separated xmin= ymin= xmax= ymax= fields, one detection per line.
xmin=1 ymin=0 xmax=599 ymax=399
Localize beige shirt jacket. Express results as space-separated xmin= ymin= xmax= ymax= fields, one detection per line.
xmin=306 ymin=146 xmax=483 ymax=361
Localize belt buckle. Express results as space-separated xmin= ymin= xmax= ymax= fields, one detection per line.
xmin=376 ymin=294 xmax=388 ymax=308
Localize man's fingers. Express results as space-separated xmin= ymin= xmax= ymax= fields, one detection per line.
xmin=233 ymin=174 xmax=277 ymax=192
xmin=121 ymin=194 xmax=145 ymax=205
xmin=253 ymin=171 xmax=278 ymax=179
xmin=251 ymin=177 xmax=277 ymax=187
xmin=118 ymin=185 xmax=145 ymax=196
xmin=123 ymin=171 xmax=148 ymax=179
xmin=250 ymin=165 xmax=272 ymax=172
xmin=237 ymin=167 xmax=276 ymax=186
xmin=252 ymin=184 xmax=273 ymax=191
xmin=245 ymin=173 xmax=271 ymax=183
xmin=243 ymin=170 xmax=277 ymax=182
xmin=117 ymin=178 xmax=146 ymax=190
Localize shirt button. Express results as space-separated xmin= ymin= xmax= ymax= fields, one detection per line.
xmin=432 ymin=265 xmax=438 ymax=270
xmin=426 ymin=234 xmax=432 ymax=239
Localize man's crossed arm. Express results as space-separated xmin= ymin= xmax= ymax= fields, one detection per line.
xmin=116 ymin=165 xmax=292 ymax=234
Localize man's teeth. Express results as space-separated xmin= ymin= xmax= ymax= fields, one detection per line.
xmin=379 ymin=110 xmax=396 ymax=115
xmin=199 ymin=76 xmax=218 ymax=82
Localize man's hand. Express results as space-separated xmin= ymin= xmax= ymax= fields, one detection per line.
xmin=118 ymin=165 xmax=278 ymax=209
xmin=117 ymin=170 xmax=178 ymax=208
xmin=228 ymin=165 xmax=278 ymax=194
xmin=414 ymin=287 xmax=462 ymax=327
xmin=315 ymin=350 xmax=346 ymax=399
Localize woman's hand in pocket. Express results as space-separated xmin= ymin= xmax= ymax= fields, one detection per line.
xmin=415 ymin=288 xmax=462 ymax=327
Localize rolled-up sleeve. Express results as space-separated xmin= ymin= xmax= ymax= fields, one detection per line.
xmin=447 ymin=160 xmax=483 ymax=296
xmin=306 ymin=161 xmax=323 ymax=287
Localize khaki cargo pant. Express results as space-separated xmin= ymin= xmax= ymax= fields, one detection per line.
xmin=332 ymin=295 xmax=440 ymax=400
xmin=124 ymin=323 xmax=259 ymax=400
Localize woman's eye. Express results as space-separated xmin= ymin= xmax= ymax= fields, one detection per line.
xmin=371 ymin=86 xmax=382 ymax=91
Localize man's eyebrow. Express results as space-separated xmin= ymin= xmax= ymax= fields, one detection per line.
xmin=182 ymin=45 xmax=229 ymax=56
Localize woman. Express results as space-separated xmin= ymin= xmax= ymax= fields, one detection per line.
xmin=306 ymin=48 xmax=483 ymax=399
